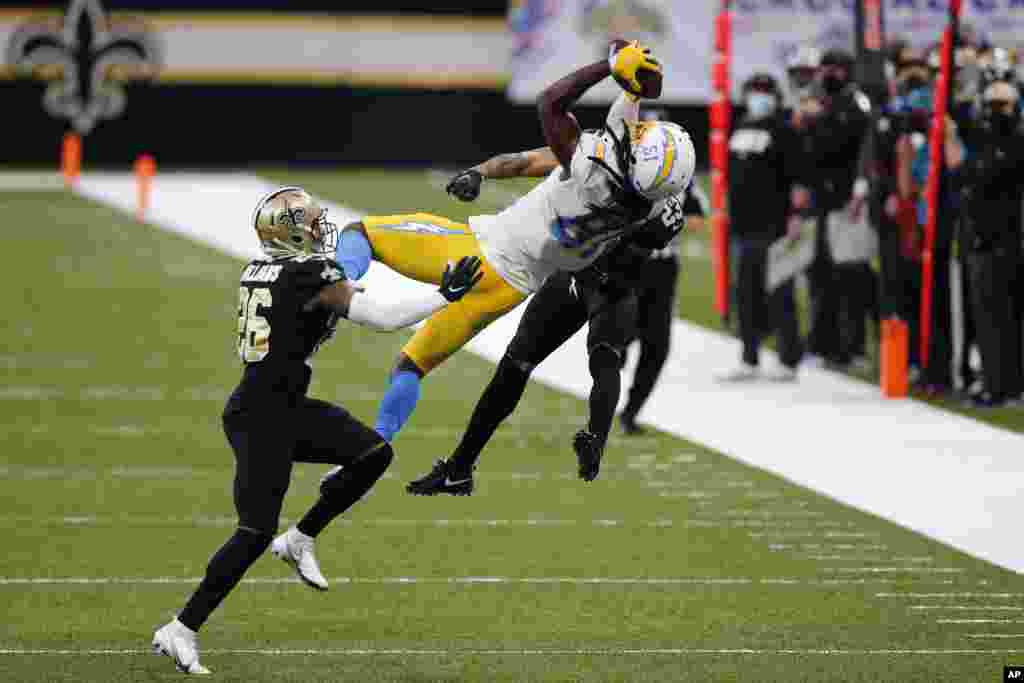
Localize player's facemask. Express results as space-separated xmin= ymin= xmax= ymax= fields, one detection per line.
xmin=251 ymin=187 xmax=338 ymax=259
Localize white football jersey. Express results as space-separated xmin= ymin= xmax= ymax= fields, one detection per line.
xmin=470 ymin=131 xmax=643 ymax=293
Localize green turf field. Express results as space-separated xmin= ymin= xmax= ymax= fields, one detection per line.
xmin=2 ymin=185 xmax=1022 ymax=682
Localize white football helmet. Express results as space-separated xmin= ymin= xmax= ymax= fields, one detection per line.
xmin=626 ymin=120 xmax=696 ymax=202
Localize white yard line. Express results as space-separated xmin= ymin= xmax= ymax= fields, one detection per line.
xmin=71 ymin=172 xmax=1024 ymax=574
xmin=0 ymin=647 xmax=1019 ymax=655
xmin=910 ymin=606 xmax=1024 ymax=611
xmin=0 ymin=647 xmax=1020 ymax=655
xmin=879 ymin=593 xmax=1024 ymax=598
xmin=938 ymin=619 xmax=1024 ymax=624
xmin=823 ymin=568 xmax=965 ymax=574
xmin=0 ymin=576 xmax=970 ymax=587
xmin=0 ymin=516 xmax=713 ymax=528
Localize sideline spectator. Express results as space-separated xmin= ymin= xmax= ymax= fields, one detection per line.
xmin=953 ymin=79 xmax=1024 ymax=406
xmin=717 ymin=73 xmax=807 ymax=382
xmin=795 ymin=49 xmax=871 ymax=369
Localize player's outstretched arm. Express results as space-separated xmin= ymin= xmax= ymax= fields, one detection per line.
xmin=445 ymin=148 xmax=559 ymax=202
xmin=537 ymin=59 xmax=607 ymax=170
xmin=605 ymin=92 xmax=640 ymax=131
xmin=308 ymin=257 xmax=483 ymax=332
xmin=538 ymin=40 xmax=661 ymax=170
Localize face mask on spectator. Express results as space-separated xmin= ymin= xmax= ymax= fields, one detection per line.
xmin=745 ymin=92 xmax=777 ymax=119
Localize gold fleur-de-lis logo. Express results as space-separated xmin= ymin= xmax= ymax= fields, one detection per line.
xmin=5 ymin=0 xmax=162 ymax=134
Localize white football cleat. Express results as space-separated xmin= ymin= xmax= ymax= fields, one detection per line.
xmin=715 ymin=362 xmax=759 ymax=383
xmin=766 ymin=365 xmax=798 ymax=382
xmin=272 ymin=527 xmax=328 ymax=591
xmin=152 ymin=618 xmax=210 ymax=675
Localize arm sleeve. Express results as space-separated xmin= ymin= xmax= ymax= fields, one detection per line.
xmin=346 ymin=289 xmax=449 ymax=332
xmin=605 ymin=93 xmax=640 ymax=131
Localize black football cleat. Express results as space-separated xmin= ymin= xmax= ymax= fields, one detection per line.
xmin=573 ymin=429 xmax=605 ymax=482
xmin=406 ymin=459 xmax=474 ymax=496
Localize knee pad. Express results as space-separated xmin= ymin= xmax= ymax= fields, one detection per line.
xmin=320 ymin=442 xmax=395 ymax=498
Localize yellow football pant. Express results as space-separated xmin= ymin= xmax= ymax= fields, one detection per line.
xmin=363 ymin=213 xmax=527 ymax=374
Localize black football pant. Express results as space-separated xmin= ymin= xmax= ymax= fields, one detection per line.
xmin=178 ymin=398 xmax=390 ymax=631
xmin=967 ymin=246 xmax=1021 ymax=400
xmin=622 ymin=256 xmax=677 ymax=421
xmin=223 ymin=398 xmax=385 ymax=536
xmin=807 ymin=216 xmax=876 ymax=364
xmin=449 ymin=272 xmax=637 ymax=472
xmin=735 ymin=239 xmax=802 ymax=368
xmin=807 ymin=214 xmax=840 ymax=360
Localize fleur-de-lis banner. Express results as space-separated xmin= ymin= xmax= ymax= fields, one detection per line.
xmin=5 ymin=0 xmax=162 ymax=135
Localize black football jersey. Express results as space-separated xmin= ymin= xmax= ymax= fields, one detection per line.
xmin=225 ymin=255 xmax=345 ymax=413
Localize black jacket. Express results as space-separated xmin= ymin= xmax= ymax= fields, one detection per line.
xmin=957 ymin=123 xmax=1024 ymax=251
xmin=728 ymin=112 xmax=805 ymax=240
xmin=802 ymin=87 xmax=870 ymax=213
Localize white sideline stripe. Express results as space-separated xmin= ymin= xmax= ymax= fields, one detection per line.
xmin=73 ymin=173 xmax=1024 ymax=574
xmin=964 ymin=634 xmax=1024 ymax=639
xmin=2 ymin=648 xmax=1022 ymax=656
xmin=0 ymin=576 xmax=966 ymax=586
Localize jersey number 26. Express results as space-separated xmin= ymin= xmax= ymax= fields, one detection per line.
xmin=238 ymin=287 xmax=272 ymax=362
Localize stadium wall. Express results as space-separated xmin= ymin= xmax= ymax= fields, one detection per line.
xmin=2 ymin=82 xmax=710 ymax=169
xmin=1 ymin=2 xmax=708 ymax=168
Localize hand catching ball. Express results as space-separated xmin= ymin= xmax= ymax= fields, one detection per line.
xmin=609 ymin=39 xmax=663 ymax=100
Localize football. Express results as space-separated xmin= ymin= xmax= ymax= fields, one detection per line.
xmin=612 ymin=67 xmax=662 ymax=100
xmin=636 ymin=67 xmax=663 ymax=99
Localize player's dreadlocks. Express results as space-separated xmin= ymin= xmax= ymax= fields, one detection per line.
xmin=585 ymin=121 xmax=655 ymax=230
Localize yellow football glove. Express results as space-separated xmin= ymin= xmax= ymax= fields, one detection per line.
xmin=608 ymin=40 xmax=662 ymax=97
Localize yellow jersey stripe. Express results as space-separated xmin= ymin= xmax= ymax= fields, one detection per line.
xmin=651 ymin=134 xmax=677 ymax=191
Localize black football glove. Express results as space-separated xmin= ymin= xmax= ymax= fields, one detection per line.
xmin=438 ymin=256 xmax=484 ymax=302
xmin=446 ymin=169 xmax=484 ymax=202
